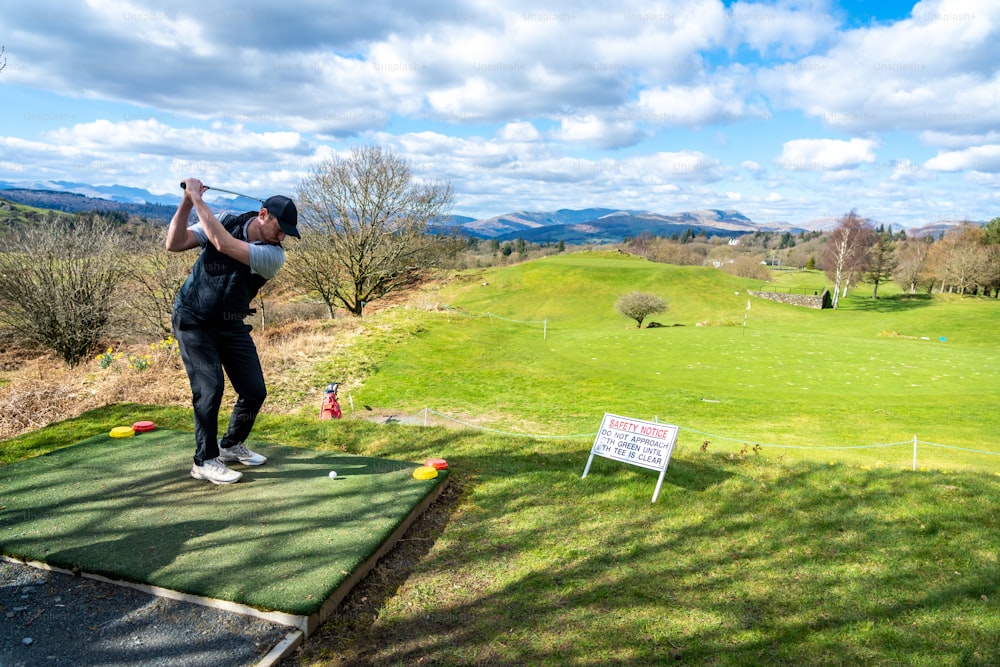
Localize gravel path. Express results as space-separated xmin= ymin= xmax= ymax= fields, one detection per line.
xmin=1 ymin=560 xmax=295 ymax=667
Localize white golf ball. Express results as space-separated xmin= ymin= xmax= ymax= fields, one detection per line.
xmin=328 ymin=470 xmax=337 ymax=479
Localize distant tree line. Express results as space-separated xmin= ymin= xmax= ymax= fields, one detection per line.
xmin=444 ymin=236 xmax=568 ymax=270
xmin=0 ymin=189 xmax=177 ymax=222
xmin=820 ymin=211 xmax=1000 ymax=307
xmin=621 ymin=213 xmax=1000 ymax=307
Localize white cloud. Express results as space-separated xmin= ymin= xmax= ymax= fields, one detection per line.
xmin=925 ymin=145 xmax=1000 ymax=172
xmin=635 ymin=78 xmax=769 ymax=127
xmin=761 ymin=0 xmax=1000 ymax=134
xmin=919 ymin=130 xmax=1000 ymax=150
xmin=85 ymin=0 xmax=215 ymax=56
xmin=887 ymin=159 xmax=930 ymax=181
xmin=776 ymin=138 xmax=878 ymax=171
xmin=497 ymin=122 xmax=543 ymax=142
xmin=44 ymin=120 xmax=309 ymax=158
xmin=621 ymin=151 xmax=723 ymax=183
xmin=550 ymin=115 xmax=646 ymax=149
xmin=728 ymin=1 xmax=838 ymax=59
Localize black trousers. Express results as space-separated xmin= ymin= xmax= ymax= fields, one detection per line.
xmin=172 ymin=315 xmax=266 ymax=465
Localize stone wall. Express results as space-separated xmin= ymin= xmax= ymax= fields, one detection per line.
xmin=748 ymin=289 xmax=832 ymax=309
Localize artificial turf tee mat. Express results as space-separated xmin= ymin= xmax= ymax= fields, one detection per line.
xmin=0 ymin=428 xmax=448 ymax=618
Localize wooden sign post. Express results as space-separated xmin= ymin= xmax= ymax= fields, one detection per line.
xmin=582 ymin=413 xmax=679 ymax=502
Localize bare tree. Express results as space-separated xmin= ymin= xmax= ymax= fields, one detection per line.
xmin=821 ymin=210 xmax=873 ymax=309
xmin=282 ymin=225 xmax=343 ymax=318
xmin=723 ymin=255 xmax=771 ymax=280
xmin=295 ymin=145 xmax=455 ymax=316
xmin=615 ymin=291 xmax=667 ymax=328
xmin=892 ymin=237 xmax=933 ymax=294
xmin=119 ymin=230 xmax=195 ymax=336
xmin=0 ymin=216 xmax=129 ymax=365
xmin=927 ymin=223 xmax=990 ymax=295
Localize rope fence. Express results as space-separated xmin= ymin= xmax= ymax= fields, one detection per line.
xmin=442 ymin=307 xmax=548 ymax=338
xmin=391 ymin=407 xmax=1000 ymax=471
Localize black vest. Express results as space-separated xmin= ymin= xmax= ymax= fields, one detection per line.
xmin=173 ymin=212 xmax=272 ymax=327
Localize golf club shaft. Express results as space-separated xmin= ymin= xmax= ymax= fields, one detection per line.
xmin=179 ymin=182 xmax=263 ymax=203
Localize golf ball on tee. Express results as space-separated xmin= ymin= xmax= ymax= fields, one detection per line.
xmin=328 ymin=470 xmax=337 ymax=479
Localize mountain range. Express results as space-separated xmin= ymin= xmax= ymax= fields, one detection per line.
xmin=0 ymin=180 xmax=976 ymax=242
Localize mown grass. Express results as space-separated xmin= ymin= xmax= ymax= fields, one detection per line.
xmin=3 ymin=251 xmax=1000 ymax=665
xmin=357 ymin=253 xmax=1000 ymax=472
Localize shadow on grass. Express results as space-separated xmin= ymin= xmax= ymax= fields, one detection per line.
xmin=840 ymin=293 xmax=935 ymax=313
xmin=283 ymin=439 xmax=1000 ymax=666
xmin=9 ymin=408 xmax=1000 ymax=666
xmin=660 ymin=458 xmax=735 ymax=491
xmin=44 ymin=519 xmax=231 ymax=577
xmin=245 ymin=450 xmax=415 ymax=480
xmin=0 ymin=419 xmax=450 ymax=616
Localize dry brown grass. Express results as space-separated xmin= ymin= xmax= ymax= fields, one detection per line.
xmin=0 ymin=314 xmax=364 ymax=442
xmin=0 ymin=272 xmax=452 ymax=442
xmin=0 ymin=343 xmax=190 ymax=441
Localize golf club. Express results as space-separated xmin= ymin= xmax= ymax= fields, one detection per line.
xmin=180 ymin=182 xmax=264 ymax=203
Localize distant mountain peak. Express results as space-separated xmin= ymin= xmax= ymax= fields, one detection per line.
xmin=1 ymin=181 xmax=978 ymax=243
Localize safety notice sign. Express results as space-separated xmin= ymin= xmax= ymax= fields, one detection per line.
xmin=582 ymin=413 xmax=679 ymax=502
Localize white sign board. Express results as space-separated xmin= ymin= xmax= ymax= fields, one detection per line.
xmin=582 ymin=413 xmax=679 ymax=502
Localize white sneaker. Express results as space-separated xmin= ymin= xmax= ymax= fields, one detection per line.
xmin=190 ymin=458 xmax=243 ymax=485
xmin=218 ymin=443 xmax=267 ymax=466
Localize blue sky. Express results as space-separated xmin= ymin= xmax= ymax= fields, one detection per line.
xmin=1 ymin=0 xmax=997 ymax=227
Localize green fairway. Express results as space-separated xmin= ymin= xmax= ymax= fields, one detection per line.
xmin=355 ymin=252 xmax=1000 ymax=471
xmin=0 ymin=425 xmax=447 ymax=616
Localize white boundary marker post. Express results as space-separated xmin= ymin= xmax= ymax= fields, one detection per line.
xmin=582 ymin=413 xmax=679 ymax=502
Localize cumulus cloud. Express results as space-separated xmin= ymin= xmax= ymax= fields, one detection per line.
xmin=621 ymin=151 xmax=723 ymax=183
xmin=550 ymin=115 xmax=647 ymax=149
xmin=919 ymin=130 xmax=1000 ymax=150
xmin=497 ymin=122 xmax=544 ymax=142
xmin=925 ymin=145 xmax=1000 ymax=172
xmin=728 ymin=0 xmax=839 ymax=59
xmin=44 ymin=120 xmax=310 ymax=158
xmin=635 ymin=79 xmax=769 ymax=127
xmin=776 ymin=138 xmax=878 ymax=171
xmin=761 ymin=0 xmax=1000 ymax=134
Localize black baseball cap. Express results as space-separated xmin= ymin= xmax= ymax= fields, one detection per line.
xmin=262 ymin=195 xmax=300 ymax=238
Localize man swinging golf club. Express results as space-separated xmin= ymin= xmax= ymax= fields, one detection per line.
xmin=167 ymin=177 xmax=299 ymax=484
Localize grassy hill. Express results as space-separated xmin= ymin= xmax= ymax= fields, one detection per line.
xmin=0 ymin=189 xmax=175 ymax=221
xmin=352 ymin=252 xmax=1000 ymax=471
xmin=0 ymin=197 xmax=76 ymax=229
xmin=0 ymin=197 xmax=169 ymax=248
